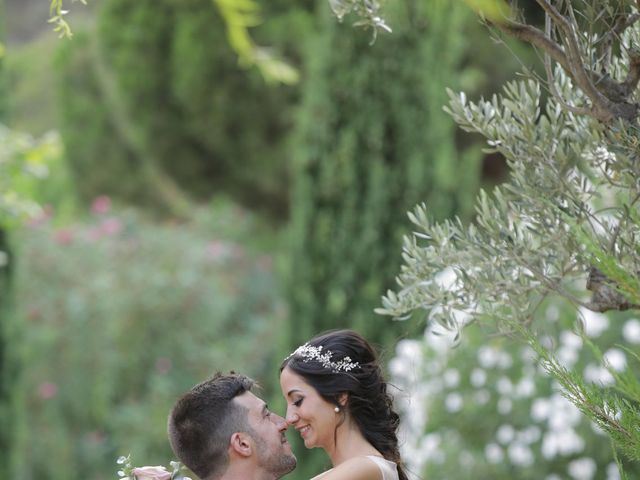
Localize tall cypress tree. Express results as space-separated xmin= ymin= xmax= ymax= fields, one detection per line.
xmin=287 ymin=0 xmax=479 ymax=354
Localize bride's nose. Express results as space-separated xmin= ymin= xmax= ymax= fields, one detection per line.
xmin=286 ymin=410 xmax=299 ymax=425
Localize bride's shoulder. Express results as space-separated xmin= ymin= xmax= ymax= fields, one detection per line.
xmin=315 ymin=456 xmax=383 ymax=480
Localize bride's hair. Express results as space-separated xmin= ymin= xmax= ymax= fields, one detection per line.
xmin=281 ymin=329 xmax=408 ymax=480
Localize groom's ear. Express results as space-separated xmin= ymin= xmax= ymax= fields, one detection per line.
xmin=229 ymin=432 xmax=253 ymax=457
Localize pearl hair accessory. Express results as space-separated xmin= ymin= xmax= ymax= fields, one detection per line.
xmin=285 ymin=343 xmax=359 ymax=373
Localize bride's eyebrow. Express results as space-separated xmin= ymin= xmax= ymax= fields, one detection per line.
xmin=286 ymin=388 xmax=302 ymax=397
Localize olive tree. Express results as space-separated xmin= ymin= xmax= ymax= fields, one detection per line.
xmin=370 ymin=0 xmax=640 ymax=472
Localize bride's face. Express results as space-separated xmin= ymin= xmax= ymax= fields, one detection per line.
xmin=280 ymin=367 xmax=339 ymax=451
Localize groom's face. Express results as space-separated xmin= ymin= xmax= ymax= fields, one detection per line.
xmin=235 ymin=391 xmax=297 ymax=476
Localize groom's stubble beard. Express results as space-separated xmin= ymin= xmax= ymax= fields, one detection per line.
xmin=250 ymin=429 xmax=297 ymax=478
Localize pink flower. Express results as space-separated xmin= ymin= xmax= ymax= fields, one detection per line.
xmin=86 ymin=226 xmax=103 ymax=241
xmin=86 ymin=430 xmax=105 ymax=445
xmin=53 ymin=228 xmax=74 ymax=245
xmin=206 ymin=240 xmax=230 ymax=259
xmin=100 ymin=218 xmax=122 ymax=236
xmin=37 ymin=382 xmax=58 ymax=400
xmin=131 ymin=466 xmax=172 ymax=480
xmin=155 ymin=357 xmax=172 ymax=374
xmin=27 ymin=205 xmax=53 ymax=227
xmin=91 ymin=195 xmax=112 ymax=215
xmin=27 ymin=306 xmax=41 ymax=321
xmin=257 ymin=255 xmax=273 ymax=271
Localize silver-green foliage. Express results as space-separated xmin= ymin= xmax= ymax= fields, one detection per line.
xmin=326 ymin=0 xmax=392 ymax=42
xmin=377 ymin=1 xmax=640 ymax=472
xmin=377 ymin=22 xmax=640 ymax=333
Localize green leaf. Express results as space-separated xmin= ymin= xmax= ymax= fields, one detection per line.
xmin=463 ymin=0 xmax=511 ymax=23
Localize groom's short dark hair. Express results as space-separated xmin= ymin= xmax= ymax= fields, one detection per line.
xmin=168 ymin=372 xmax=255 ymax=479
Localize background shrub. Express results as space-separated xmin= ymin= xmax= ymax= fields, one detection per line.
xmin=391 ymin=304 xmax=640 ymax=480
xmin=11 ymin=200 xmax=286 ymax=479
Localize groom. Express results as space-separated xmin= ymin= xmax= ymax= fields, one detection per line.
xmin=168 ymin=372 xmax=297 ymax=480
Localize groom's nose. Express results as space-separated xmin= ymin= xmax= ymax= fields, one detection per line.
xmin=272 ymin=413 xmax=288 ymax=431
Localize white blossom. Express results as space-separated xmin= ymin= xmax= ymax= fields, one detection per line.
xmin=496 ymin=376 xmax=513 ymax=396
xmin=568 ymin=457 xmax=597 ymax=480
xmin=470 ymin=368 xmax=487 ymax=387
xmin=497 ymin=397 xmax=512 ymax=415
xmin=508 ymin=442 xmax=534 ymax=467
xmin=445 ymin=392 xmax=463 ymax=412
xmin=478 ymin=346 xmax=500 ymax=369
xmin=531 ymin=397 xmax=551 ymax=422
xmin=443 ymin=368 xmax=460 ymax=388
xmin=603 ymin=348 xmax=627 ymax=372
xmin=622 ymin=318 xmax=640 ymax=344
xmin=517 ymin=425 xmax=541 ymax=444
xmin=485 ymin=443 xmax=504 ymax=464
xmin=607 ymin=462 xmax=621 ymax=480
xmin=545 ymin=304 xmax=560 ymax=322
xmin=434 ymin=267 xmax=458 ymax=289
xmin=473 ymin=389 xmax=491 ymax=405
xmin=560 ymin=330 xmax=583 ymax=349
xmin=496 ymin=424 xmax=515 ymax=444
xmin=515 ymin=377 xmax=535 ymax=398
xmin=541 ymin=428 xmax=585 ymax=459
xmin=584 ymin=363 xmax=615 ymax=386
xmin=578 ymin=308 xmax=609 ymax=338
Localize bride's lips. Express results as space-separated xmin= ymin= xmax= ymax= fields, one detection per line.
xmin=297 ymin=425 xmax=311 ymax=438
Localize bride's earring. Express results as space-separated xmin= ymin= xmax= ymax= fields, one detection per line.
xmin=334 ymin=406 xmax=340 ymax=413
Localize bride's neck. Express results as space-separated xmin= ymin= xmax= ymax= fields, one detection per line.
xmin=327 ymin=422 xmax=381 ymax=466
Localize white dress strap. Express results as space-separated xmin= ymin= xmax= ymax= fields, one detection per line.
xmin=366 ymin=455 xmax=399 ymax=480
xmin=310 ymin=456 xmax=399 ymax=480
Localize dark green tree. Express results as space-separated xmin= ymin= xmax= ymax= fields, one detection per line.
xmin=0 ymin=228 xmax=16 ymax=476
xmin=0 ymin=0 xmax=15 ymax=473
xmin=56 ymin=31 xmax=151 ymax=208
xmin=56 ymin=0 xmax=312 ymax=218
xmin=287 ymin=0 xmax=480 ymax=354
xmin=0 ymin=0 xmax=6 ymax=121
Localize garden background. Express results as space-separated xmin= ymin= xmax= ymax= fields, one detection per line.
xmin=1 ymin=1 xmax=639 ymax=479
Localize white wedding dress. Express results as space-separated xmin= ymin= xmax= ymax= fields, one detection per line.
xmin=311 ymin=455 xmax=399 ymax=480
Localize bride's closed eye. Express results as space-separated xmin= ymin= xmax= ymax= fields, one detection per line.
xmin=292 ymin=398 xmax=304 ymax=407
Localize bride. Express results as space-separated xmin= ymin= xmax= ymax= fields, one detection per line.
xmin=280 ymin=329 xmax=408 ymax=480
